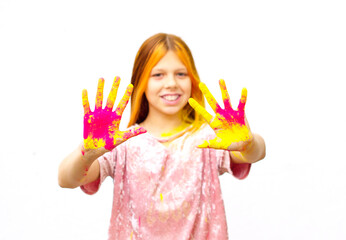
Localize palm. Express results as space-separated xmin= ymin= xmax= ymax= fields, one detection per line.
xmin=82 ymin=77 xmax=146 ymax=150
xmin=189 ymin=79 xmax=251 ymax=150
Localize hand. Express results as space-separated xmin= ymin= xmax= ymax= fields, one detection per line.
xmin=188 ymin=79 xmax=252 ymax=151
xmin=82 ymin=77 xmax=146 ymax=151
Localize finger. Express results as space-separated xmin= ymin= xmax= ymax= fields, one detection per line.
xmin=237 ymin=88 xmax=247 ymax=111
xmin=219 ymin=79 xmax=232 ymax=110
xmin=114 ymin=127 xmax=147 ymax=146
xmin=115 ymin=84 xmax=133 ymax=116
xmin=82 ymin=89 xmax=90 ymax=115
xmin=188 ymin=98 xmax=213 ymax=123
xmin=124 ymin=127 xmax=147 ymax=140
xmin=106 ymin=76 xmax=121 ymax=111
xmin=245 ymin=118 xmax=253 ymax=137
xmin=199 ymin=82 xmax=221 ymax=113
xmin=95 ymin=78 xmax=105 ymax=110
xmin=209 ymin=117 xmax=223 ymax=130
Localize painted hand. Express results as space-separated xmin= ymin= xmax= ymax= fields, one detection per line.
xmin=82 ymin=77 xmax=146 ymax=151
xmin=188 ymin=79 xmax=252 ymax=151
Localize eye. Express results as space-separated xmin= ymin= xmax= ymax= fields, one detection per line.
xmin=177 ymin=72 xmax=188 ymax=78
xmin=151 ymin=73 xmax=163 ymax=78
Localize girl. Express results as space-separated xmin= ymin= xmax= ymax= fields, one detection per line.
xmin=58 ymin=33 xmax=266 ymax=239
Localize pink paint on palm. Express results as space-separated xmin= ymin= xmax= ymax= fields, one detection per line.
xmin=213 ymin=79 xmax=247 ymax=126
xmin=190 ymin=80 xmax=250 ymax=150
xmin=83 ymin=105 xmax=122 ymax=150
xmin=82 ymin=77 xmax=146 ymax=150
xmin=215 ymin=98 xmax=246 ymax=126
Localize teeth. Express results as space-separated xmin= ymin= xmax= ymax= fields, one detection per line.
xmin=162 ymin=95 xmax=180 ymax=101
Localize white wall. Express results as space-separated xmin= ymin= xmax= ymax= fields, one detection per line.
xmin=0 ymin=0 xmax=345 ymax=239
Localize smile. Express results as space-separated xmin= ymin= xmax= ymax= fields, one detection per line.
xmin=161 ymin=94 xmax=181 ymax=101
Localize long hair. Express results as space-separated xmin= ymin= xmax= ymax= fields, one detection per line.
xmin=127 ymin=33 xmax=205 ymax=132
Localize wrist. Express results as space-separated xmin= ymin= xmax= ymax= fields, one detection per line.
xmin=80 ymin=143 xmax=107 ymax=163
xmin=241 ymin=134 xmax=256 ymax=155
xmin=239 ymin=133 xmax=266 ymax=163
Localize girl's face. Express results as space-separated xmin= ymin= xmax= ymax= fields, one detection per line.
xmin=145 ymin=51 xmax=192 ymax=119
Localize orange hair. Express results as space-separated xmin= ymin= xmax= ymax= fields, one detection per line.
xmin=127 ymin=33 xmax=205 ymax=132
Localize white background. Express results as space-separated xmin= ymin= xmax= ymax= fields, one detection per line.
xmin=0 ymin=0 xmax=345 ymax=239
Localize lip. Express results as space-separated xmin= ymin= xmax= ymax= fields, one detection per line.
xmin=159 ymin=93 xmax=182 ymax=97
xmin=160 ymin=94 xmax=182 ymax=105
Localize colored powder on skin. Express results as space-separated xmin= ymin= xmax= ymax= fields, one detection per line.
xmin=160 ymin=193 xmax=163 ymax=202
xmin=190 ymin=81 xmax=250 ymax=149
xmin=83 ymin=167 xmax=89 ymax=177
xmin=83 ymin=136 xmax=106 ymax=149
xmin=212 ymin=85 xmax=249 ymax=144
xmin=81 ymin=150 xmax=85 ymax=156
xmin=160 ymin=122 xmax=190 ymax=138
xmin=83 ymin=104 xmax=122 ymax=150
xmin=83 ymin=78 xmax=146 ymax=150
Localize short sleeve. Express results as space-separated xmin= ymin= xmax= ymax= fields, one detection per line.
xmin=217 ymin=149 xmax=251 ymax=179
xmin=80 ymin=149 xmax=117 ymax=195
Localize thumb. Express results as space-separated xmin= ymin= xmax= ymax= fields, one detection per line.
xmin=111 ymin=127 xmax=147 ymax=149
xmin=198 ymin=140 xmax=210 ymax=148
xmin=123 ymin=127 xmax=147 ymax=140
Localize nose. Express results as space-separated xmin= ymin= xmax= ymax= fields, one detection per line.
xmin=164 ymin=74 xmax=178 ymax=88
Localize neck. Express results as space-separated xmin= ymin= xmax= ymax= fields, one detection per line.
xmin=140 ymin=112 xmax=189 ymax=138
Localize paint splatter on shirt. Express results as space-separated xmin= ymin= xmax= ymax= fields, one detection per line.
xmin=81 ymin=123 xmax=251 ymax=239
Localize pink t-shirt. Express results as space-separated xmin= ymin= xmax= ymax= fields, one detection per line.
xmin=81 ymin=123 xmax=251 ymax=240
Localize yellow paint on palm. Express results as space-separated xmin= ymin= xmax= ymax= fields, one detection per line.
xmin=111 ymin=130 xmax=126 ymax=146
xmin=220 ymin=123 xmax=250 ymax=142
xmin=87 ymin=115 xmax=94 ymax=124
xmin=189 ymin=80 xmax=250 ymax=150
xmin=198 ymin=124 xmax=250 ymax=149
xmin=83 ymin=77 xmax=147 ymax=151
xmin=83 ymin=136 xmax=106 ymax=149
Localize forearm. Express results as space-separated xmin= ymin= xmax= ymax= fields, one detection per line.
xmin=58 ymin=143 xmax=105 ymax=188
xmin=230 ymin=133 xmax=266 ymax=164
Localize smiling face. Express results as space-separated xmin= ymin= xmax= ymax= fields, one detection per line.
xmin=145 ymin=51 xmax=192 ymax=120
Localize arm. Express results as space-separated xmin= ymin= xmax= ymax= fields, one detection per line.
xmin=58 ymin=144 xmax=104 ymax=189
xmin=58 ymin=77 xmax=146 ymax=189
xmin=189 ymin=79 xmax=266 ymax=164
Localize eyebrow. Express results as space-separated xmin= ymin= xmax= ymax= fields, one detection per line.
xmin=152 ymin=68 xmax=187 ymax=72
